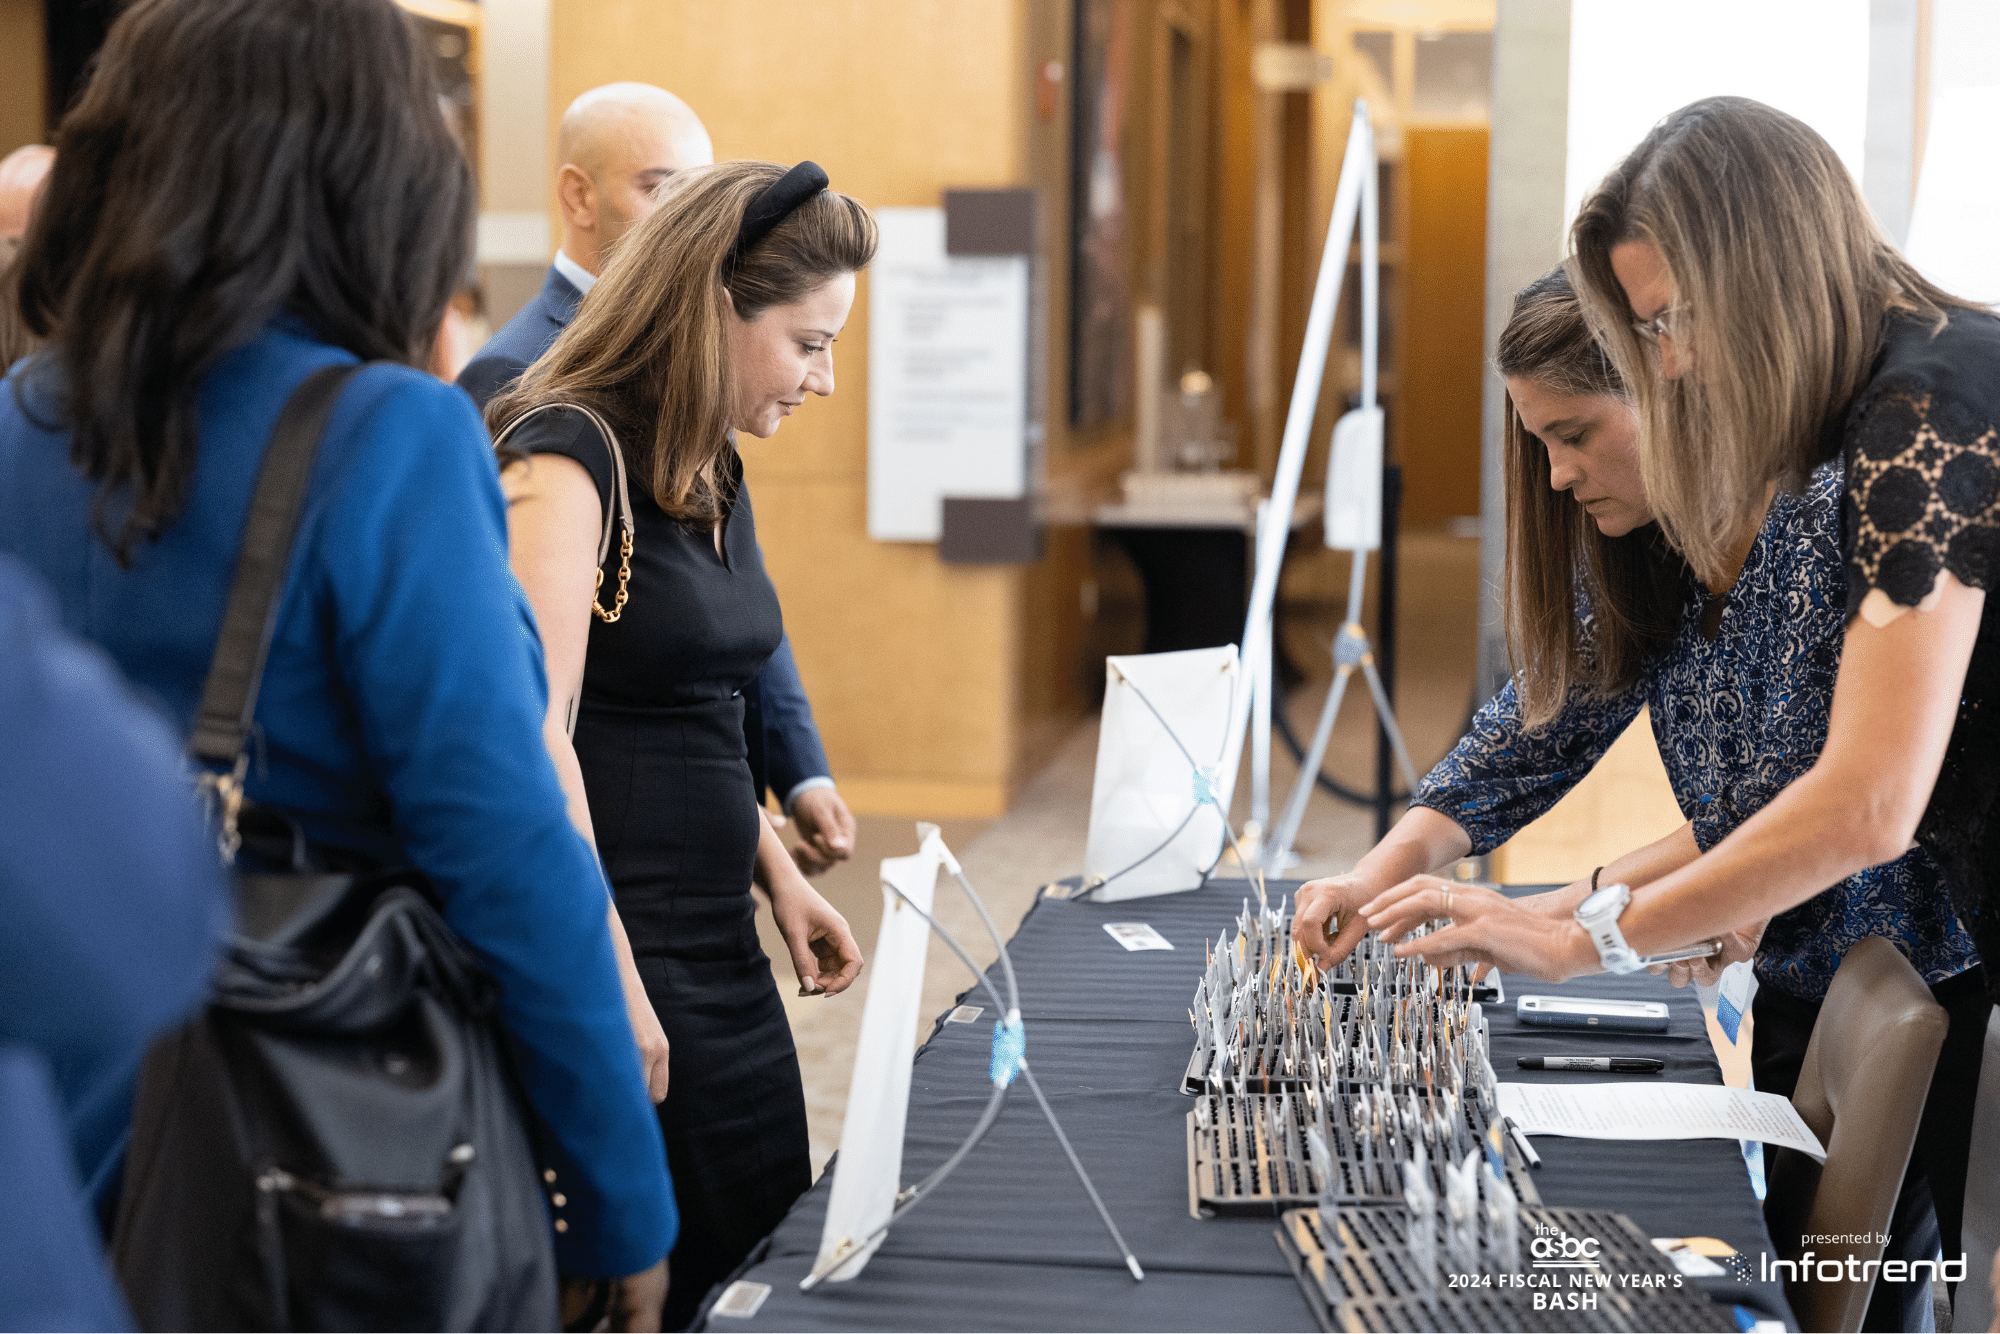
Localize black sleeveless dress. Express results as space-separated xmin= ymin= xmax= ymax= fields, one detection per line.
xmin=517 ymin=409 xmax=809 ymax=1328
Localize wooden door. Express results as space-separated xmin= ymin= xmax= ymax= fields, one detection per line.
xmin=1399 ymin=125 xmax=1487 ymax=528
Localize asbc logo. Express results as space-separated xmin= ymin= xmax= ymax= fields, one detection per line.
xmin=1532 ymin=1233 xmax=1602 ymax=1263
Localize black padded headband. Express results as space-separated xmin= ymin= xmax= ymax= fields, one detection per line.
xmin=727 ymin=160 xmax=829 ymax=273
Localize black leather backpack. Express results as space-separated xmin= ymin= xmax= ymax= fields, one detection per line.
xmin=109 ymin=365 xmax=559 ymax=1331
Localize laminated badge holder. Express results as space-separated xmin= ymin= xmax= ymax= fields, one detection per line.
xmin=115 ymin=364 xmax=557 ymax=1333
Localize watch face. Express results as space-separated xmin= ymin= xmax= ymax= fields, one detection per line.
xmin=1577 ymin=883 xmax=1629 ymax=920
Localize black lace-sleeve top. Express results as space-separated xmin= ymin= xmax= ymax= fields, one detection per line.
xmin=1840 ymin=306 xmax=2000 ymax=1000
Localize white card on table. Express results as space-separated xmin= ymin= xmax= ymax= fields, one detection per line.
xmin=711 ymin=1281 xmax=771 ymax=1318
xmin=1103 ymin=922 xmax=1174 ymax=952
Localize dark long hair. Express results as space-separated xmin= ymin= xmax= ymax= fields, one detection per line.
xmin=14 ymin=0 xmax=474 ymax=561
xmin=491 ymin=161 xmax=877 ymax=522
xmin=1499 ymin=266 xmax=1689 ymax=729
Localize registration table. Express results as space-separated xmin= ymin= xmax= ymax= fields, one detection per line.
xmin=697 ymin=880 xmax=1796 ymax=1332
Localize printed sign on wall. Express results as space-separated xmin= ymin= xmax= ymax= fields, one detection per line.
xmin=866 ymin=208 xmax=1028 ymax=542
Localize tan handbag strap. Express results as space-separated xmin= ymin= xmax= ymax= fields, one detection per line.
xmin=493 ymin=401 xmax=634 ymax=570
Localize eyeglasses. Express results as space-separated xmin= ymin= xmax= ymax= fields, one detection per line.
xmin=1630 ymin=306 xmax=1684 ymax=344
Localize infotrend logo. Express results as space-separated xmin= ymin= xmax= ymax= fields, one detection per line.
xmin=1760 ymin=1251 xmax=1968 ymax=1285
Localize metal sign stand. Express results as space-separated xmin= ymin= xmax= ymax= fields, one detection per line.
xmin=1216 ymin=100 xmax=1418 ymax=873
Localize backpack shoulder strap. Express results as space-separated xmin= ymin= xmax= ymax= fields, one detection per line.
xmin=188 ymin=362 xmax=364 ymax=768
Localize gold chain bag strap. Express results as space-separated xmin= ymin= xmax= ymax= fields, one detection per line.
xmin=494 ymin=402 xmax=636 ymax=623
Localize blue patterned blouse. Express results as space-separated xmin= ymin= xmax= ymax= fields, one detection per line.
xmin=1416 ymin=463 xmax=1978 ymax=1001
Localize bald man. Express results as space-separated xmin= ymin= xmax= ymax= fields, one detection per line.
xmin=0 ymin=145 xmax=54 ymax=368
xmin=457 ymin=84 xmax=708 ymax=406
xmin=0 ymin=144 xmax=53 ymax=260
xmin=458 ymin=85 xmax=856 ymax=877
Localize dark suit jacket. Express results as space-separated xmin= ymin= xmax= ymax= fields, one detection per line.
xmin=457 ymin=265 xmax=580 ymax=411
xmin=458 ymin=266 xmax=832 ymax=808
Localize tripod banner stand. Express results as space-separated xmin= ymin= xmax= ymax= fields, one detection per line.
xmin=1218 ymin=100 xmax=1421 ymax=873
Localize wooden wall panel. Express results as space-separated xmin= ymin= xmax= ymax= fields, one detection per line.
xmin=1400 ymin=125 xmax=1487 ymax=527
xmin=552 ymin=0 xmax=1032 ymax=815
xmin=0 ymin=0 xmax=45 ymax=154
xmin=1208 ymin=0 xmax=1260 ymax=471
xmin=1488 ymin=710 xmax=1686 ymax=884
xmin=747 ymin=478 xmax=1023 ymax=817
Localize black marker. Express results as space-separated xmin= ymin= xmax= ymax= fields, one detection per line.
xmin=1517 ymin=1055 xmax=1664 ymax=1074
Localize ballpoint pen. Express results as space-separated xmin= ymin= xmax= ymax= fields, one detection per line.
xmin=1503 ymin=1114 xmax=1542 ymax=1168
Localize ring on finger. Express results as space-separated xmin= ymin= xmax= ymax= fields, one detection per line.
xmin=1441 ymin=885 xmax=1454 ymax=919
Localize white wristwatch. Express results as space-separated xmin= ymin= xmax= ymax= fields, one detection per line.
xmin=1574 ymin=880 xmax=1645 ymax=975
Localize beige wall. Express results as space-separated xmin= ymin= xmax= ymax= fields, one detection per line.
xmin=475 ymin=0 xmax=554 ymax=330
xmin=552 ymin=0 xmax=1046 ymax=816
xmin=1489 ymin=709 xmax=1686 ymax=885
xmin=478 ymin=0 xmax=550 ymax=215
xmin=1401 ymin=126 xmax=1487 ymax=526
xmin=0 ymin=0 xmax=45 ymax=156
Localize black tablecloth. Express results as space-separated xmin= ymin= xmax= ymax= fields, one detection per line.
xmin=697 ymin=880 xmax=1796 ymax=1331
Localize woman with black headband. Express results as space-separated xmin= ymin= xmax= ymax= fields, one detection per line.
xmin=489 ymin=160 xmax=873 ymax=1327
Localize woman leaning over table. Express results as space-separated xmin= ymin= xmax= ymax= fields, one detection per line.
xmin=1341 ymin=97 xmax=1998 ymax=1329
xmin=490 ymin=159 xmax=869 ymax=1330
xmin=1295 ymin=257 xmax=1977 ymax=1330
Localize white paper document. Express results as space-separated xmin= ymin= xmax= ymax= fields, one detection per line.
xmin=1497 ymin=1081 xmax=1826 ymax=1162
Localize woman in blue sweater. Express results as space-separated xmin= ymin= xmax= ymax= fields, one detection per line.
xmin=0 ymin=0 xmax=675 ymax=1319
xmin=0 ymin=553 xmax=228 ymax=1330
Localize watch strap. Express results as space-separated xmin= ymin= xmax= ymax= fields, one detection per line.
xmin=1578 ymin=881 xmax=1644 ymax=975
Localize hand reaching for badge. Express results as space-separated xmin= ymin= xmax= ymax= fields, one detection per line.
xmin=1654 ymin=919 xmax=1764 ymax=988
xmin=1293 ymin=863 xmax=1758 ymax=986
xmin=1292 ymin=872 xmax=1582 ymax=979
xmin=1291 ymin=873 xmax=1381 ymax=969
xmin=1357 ymin=874 xmax=1598 ymax=983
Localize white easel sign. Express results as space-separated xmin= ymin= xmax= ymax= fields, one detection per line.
xmin=809 ymin=825 xmax=947 ymax=1283
xmin=1083 ymin=646 xmax=1239 ymax=900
